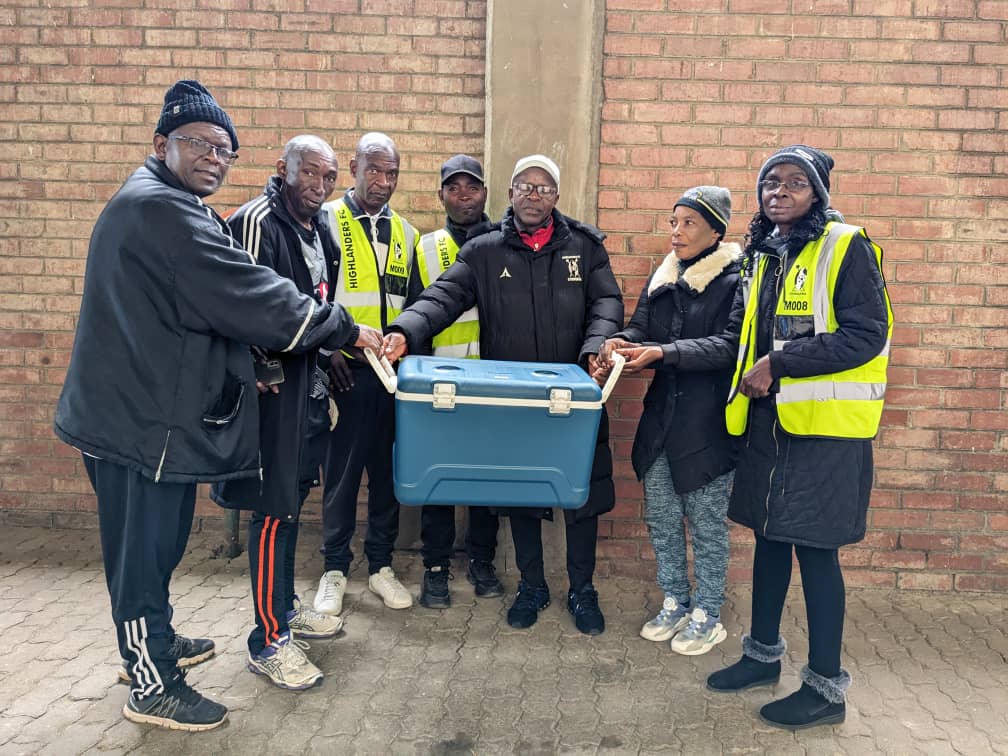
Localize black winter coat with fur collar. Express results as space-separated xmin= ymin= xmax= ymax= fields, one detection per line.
xmin=617 ymin=242 xmax=742 ymax=492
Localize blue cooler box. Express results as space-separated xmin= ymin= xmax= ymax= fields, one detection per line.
xmin=392 ymin=355 xmax=606 ymax=509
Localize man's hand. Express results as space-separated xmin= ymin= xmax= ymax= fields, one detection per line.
xmin=354 ymin=324 xmax=383 ymax=354
xmin=616 ymin=345 xmax=663 ymax=373
xmin=255 ymin=381 xmax=280 ymax=395
xmin=739 ymin=354 xmax=774 ymax=398
xmin=597 ymin=338 xmax=636 ymax=369
xmin=383 ymin=332 xmax=408 ymax=362
xmin=328 ymin=351 xmax=353 ymax=393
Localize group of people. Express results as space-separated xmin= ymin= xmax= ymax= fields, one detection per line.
xmin=54 ymin=80 xmax=891 ymax=735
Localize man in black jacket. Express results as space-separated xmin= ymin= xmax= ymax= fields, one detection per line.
xmin=54 ymin=83 xmax=381 ymax=731
xmin=384 ymin=154 xmax=623 ymax=636
xmin=212 ymin=135 xmax=353 ymax=691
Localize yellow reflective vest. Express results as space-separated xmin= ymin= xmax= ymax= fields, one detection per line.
xmin=324 ymin=198 xmax=418 ymax=332
xmin=726 ymin=222 xmax=893 ymax=439
xmin=415 ymin=229 xmax=480 ymax=358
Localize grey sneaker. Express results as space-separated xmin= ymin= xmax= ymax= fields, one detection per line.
xmin=122 ymin=671 xmax=227 ymax=732
xmin=288 ymin=597 xmax=344 ymax=639
xmin=247 ymin=634 xmax=323 ymax=690
xmin=640 ymin=595 xmax=690 ymax=642
xmin=669 ymin=607 xmax=727 ymax=656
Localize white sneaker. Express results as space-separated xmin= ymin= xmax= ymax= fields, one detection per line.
xmin=246 ymin=635 xmax=323 ymax=690
xmin=640 ymin=595 xmax=691 ymax=642
xmin=314 ymin=570 xmax=347 ymax=616
xmin=669 ymin=607 xmax=727 ymax=656
xmin=289 ymin=597 xmax=344 ymax=639
xmin=368 ymin=566 xmax=412 ymax=609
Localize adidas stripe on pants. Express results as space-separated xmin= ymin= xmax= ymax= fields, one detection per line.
xmin=83 ymin=455 xmax=195 ymax=699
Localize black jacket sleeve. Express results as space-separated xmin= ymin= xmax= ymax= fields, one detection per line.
xmin=166 ymin=197 xmax=356 ymax=355
xmin=390 ymin=251 xmax=478 ymax=352
xmin=671 ymin=279 xmax=745 ymax=372
xmin=770 ymin=233 xmax=888 ymax=379
xmin=579 ymin=238 xmax=624 ymax=360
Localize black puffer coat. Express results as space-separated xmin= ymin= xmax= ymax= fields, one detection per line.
xmin=391 ymin=208 xmax=624 ymax=522
xmin=617 ymin=242 xmax=741 ymax=491
xmin=677 ymin=228 xmax=890 ymax=548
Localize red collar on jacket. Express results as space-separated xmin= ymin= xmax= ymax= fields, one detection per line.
xmin=517 ymin=217 xmax=555 ymax=251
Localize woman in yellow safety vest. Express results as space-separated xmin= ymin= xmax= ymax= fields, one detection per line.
xmin=703 ymin=146 xmax=893 ymax=730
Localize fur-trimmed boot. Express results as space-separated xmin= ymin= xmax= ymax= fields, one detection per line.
xmin=759 ymin=665 xmax=850 ymax=730
xmin=706 ymin=634 xmax=785 ymax=692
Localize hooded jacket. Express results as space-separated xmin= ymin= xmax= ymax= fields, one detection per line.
xmin=211 ymin=176 xmax=344 ymax=519
xmin=617 ymin=242 xmax=741 ymax=491
xmin=391 ymin=207 xmax=623 ymax=521
xmin=54 ymin=157 xmax=356 ymax=484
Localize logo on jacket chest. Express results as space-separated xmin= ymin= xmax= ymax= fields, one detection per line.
xmin=562 ymin=255 xmax=582 ymax=282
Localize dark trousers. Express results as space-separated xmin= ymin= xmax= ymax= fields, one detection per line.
xmin=85 ymin=455 xmax=194 ymax=699
xmin=509 ymin=513 xmax=598 ymax=592
xmin=420 ymin=505 xmax=500 ymax=569
xmin=321 ymin=364 xmax=398 ymax=574
xmin=247 ymin=399 xmax=329 ymax=655
xmin=750 ymin=532 xmax=845 ymax=678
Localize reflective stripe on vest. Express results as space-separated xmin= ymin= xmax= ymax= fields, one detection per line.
xmin=325 ymin=199 xmax=415 ymax=330
xmin=417 ymin=229 xmax=480 ymax=359
xmin=725 ymin=222 xmax=893 ymax=439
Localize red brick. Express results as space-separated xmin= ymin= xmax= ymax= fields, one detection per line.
xmin=898 ymin=572 xmax=953 ymax=590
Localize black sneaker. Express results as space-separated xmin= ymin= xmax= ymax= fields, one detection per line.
xmin=419 ymin=566 xmax=452 ymax=609
xmin=118 ymin=634 xmax=215 ymax=684
xmin=567 ymin=584 xmax=605 ymax=636
xmin=506 ymin=580 xmax=550 ymax=629
xmin=466 ymin=559 xmax=504 ymax=598
xmin=122 ymin=671 xmax=227 ymax=732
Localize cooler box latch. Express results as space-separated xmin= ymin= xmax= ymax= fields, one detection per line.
xmin=548 ymin=388 xmax=572 ymax=416
xmin=432 ymin=383 xmax=457 ymax=410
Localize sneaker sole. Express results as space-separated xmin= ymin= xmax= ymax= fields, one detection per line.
xmin=368 ymin=586 xmax=412 ymax=609
xmin=640 ymin=620 xmax=689 ymax=643
xmin=758 ymin=710 xmax=846 ymax=731
xmin=290 ymin=625 xmax=344 ymax=639
xmin=670 ymin=626 xmax=728 ymax=656
xmin=466 ymin=573 xmax=504 ymax=598
xmin=122 ymin=703 xmax=226 ymax=732
xmin=419 ymin=594 xmax=451 ymax=609
xmin=117 ymin=648 xmax=216 ymax=684
xmin=246 ymin=662 xmax=323 ymax=691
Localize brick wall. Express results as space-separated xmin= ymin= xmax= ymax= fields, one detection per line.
xmin=1 ymin=1 xmax=1005 ymax=591
xmin=599 ymin=0 xmax=1008 ymax=592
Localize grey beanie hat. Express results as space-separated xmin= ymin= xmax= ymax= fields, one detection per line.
xmin=756 ymin=145 xmax=833 ymax=210
xmin=155 ymin=80 xmax=239 ymax=151
xmin=675 ymin=185 xmax=731 ymax=236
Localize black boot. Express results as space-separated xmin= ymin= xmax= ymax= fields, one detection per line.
xmin=706 ymin=634 xmax=785 ymax=692
xmin=759 ymin=666 xmax=850 ymax=730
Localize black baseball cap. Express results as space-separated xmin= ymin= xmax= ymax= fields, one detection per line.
xmin=440 ymin=154 xmax=484 ymax=185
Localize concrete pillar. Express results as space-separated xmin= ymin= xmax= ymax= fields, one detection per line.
xmin=484 ymin=0 xmax=606 ymax=225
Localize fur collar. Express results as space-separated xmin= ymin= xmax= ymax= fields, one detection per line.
xmin=648 ymin=241 xmax=742 ymax=296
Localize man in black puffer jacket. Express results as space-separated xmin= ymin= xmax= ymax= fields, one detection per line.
xmin=384 ymin=154 xmax=623 ymax=636
xmin=54 ymin=84 xmax=380 ymax=732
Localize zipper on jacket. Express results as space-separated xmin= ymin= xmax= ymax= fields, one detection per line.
xmin=154 ymin=430 xmax=171 ymax=482
xmin=763 ymin=417 xmax=778 ymax=536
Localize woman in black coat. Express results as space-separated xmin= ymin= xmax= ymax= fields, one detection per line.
xmin=701 ymin=146 xmax=892 ymax=730
xmin=598 ymin=186 xmax=740 ymax=657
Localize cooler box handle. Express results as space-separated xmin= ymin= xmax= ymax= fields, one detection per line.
xmin=365 ymin=348 xmax=398 ymax=394
xmin=600 ymin=352 xmax=625 ymax=403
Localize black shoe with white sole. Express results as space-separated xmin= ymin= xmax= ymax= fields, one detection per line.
xmin=122 ymin=671 xmax=227 ymax=732
xmin=118 ymin=634 xmax=215 ymax=684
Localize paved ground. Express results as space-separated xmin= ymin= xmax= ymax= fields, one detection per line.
xmin=0 ymin=520 xmax=1006 ymax=755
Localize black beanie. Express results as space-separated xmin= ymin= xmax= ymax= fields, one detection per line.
xmin=756 ymin=145 xmax=833 ymax=211
xmin=155 ymin=80 xmax=238 ymax=152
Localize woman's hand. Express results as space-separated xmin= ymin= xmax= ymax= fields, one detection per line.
xmin=616 ymin=345 xmax=663 ymax=373
xmin=598 ymin=338 xmax=636 ymax=369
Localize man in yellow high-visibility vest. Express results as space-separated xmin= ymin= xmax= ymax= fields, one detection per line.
xmin=407 ymin=155 xmax=503 ymax=609
xmin=313 ymin=133 xmax=420 ymax=617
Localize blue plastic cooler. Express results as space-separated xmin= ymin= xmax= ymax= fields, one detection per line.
xmin=368 ymin=353 xmax=622 ymax=509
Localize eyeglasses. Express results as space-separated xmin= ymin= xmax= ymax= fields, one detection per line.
xmin=512 ymin=182 xmax=558 ymax=198
xmin=170 ymin=135 xmax=239 ymax=165
xmin=759 ymin=179 xmax=810 ymax=193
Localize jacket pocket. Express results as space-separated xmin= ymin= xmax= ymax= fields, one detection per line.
xmin=202 ymin=372 xmax=245 ymax=429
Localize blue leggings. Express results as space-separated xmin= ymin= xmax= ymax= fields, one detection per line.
xmin=643 ymin=457 xmax=732 ymax=618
